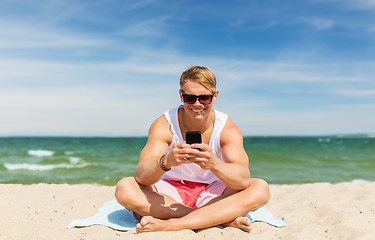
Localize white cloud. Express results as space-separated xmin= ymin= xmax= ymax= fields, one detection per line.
xmin=335 ymin=0 xmax=375 ymax=10
xmin=312 ymin=0 xmax=375 ymax=10
xmin=3 ymin=52 xmax=374 ymax=136
xmin=334 ymin=89 xmax=375 ymax=97
xmin=226 ymin=104 xmax=375 ymax=136
xmin=303 ymin=17 xmax=335 ymax=30
xmin=0 ymin=21 xmax=109 ymax=49
xmin=117 ymin=16 xmax=172 ymax=37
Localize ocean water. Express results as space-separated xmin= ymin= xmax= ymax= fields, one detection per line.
xmin=0 ymin=136 xmax=374 ymax=185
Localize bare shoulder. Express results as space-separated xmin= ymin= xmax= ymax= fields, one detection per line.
xmin=148 ymin=115 xmax=173 ymax=144
xmin=220 ymin=117 xmax=248 ymax=165
xmin=220 ymin=118 xmax=244 ymax=145
xmin=139 ymin=115 xmax=173 ymax=161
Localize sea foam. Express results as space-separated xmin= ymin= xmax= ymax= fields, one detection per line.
xmin=3 ymin=162 xmax=89 ymax=171
xmin=351 ymin=179 xmax=372 ymax=184
xmin=69 ymin=157 xmax=81 ymax=164
xmin=27 ymin=150 xmax=54 ymax=157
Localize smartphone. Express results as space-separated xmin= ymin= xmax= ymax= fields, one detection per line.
xmin=185 ymin=131 xmax=202 ymax=144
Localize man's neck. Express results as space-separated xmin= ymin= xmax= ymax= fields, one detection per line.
xmin=180 ymin=108 xmax=214 ymax=134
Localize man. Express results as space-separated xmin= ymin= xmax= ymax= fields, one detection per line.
xmin=115 ymin=66 xmax=270 ymax=233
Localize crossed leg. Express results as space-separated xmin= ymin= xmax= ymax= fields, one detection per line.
xmin=115 ymin=177 xmax=269 ymax=233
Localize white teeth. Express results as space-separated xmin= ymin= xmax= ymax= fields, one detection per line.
xmin=192 ymin=109 xmax=204 ymax=113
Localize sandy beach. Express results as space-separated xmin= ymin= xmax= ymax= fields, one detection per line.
xmin=1 ymin=182 xmax=374 ymax=240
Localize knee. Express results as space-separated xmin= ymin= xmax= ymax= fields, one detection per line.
xmin=115 ymin=177 xmax=138 ymax=209
xmin=250 ymin=178 xmax=270 ymax=206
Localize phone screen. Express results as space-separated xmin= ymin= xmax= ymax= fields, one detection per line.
xmin=185 ymin=131 xmax=202 ymax=144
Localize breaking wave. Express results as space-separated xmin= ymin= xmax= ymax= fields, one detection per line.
xmin=27 ymin=150 xmax=54 ymax=157
xmin=3 ymin=162 xmax=90 ymax=171
xmin=4 ymin=156 xmax=89 ymax=171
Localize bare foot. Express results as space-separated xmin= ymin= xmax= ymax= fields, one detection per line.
xmin=136 ymin=216 xmax=169 ymax=233
xmin=136 ymin=216 xmax=251 ymax=233
xmin=222 ymin=216 xmax=251 ymax=232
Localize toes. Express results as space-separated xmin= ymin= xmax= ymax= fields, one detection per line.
xmin=244 ymin=217 xmax=251 ymax=226
xmin=231 ymin=217 xmax=251 ymax=232
xmin=140 ymin=216 xmax=148 ymax=226
xmin=136 ymin=216 xmax=154 ymax=233
xmin=135 ymin=223 xmax=142 ymax=233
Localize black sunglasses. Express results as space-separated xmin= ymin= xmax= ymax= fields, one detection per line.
xmin=181 ymin=90 xmax=215 ymax=104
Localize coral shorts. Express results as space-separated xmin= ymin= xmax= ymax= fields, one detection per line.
xmin=133 ymin=179 xmax=226 ymax=222
xmin=155 ymin=179 xmax=227 ymax=209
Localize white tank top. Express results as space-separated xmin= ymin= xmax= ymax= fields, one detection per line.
xmin=162 ymin=105 xmax=228 ymax=184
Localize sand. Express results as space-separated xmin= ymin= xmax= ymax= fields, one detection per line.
xmin=1 ymin=182 xmax=374 ymax=240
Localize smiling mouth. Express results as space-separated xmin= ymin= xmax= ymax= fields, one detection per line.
xmin=192 ymin=108 xmax=204 ymax=113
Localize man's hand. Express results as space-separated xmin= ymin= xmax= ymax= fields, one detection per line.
xmin=188 ymin=143 xmax=221 ymax=170
xmin=166 ymin=142 xmax=201 ymax=167
xmin=166 ymin=142 xmax=222 ymax=171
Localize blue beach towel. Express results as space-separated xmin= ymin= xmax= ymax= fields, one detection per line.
xmin=66 ymin=199 xmax=286 ymax=231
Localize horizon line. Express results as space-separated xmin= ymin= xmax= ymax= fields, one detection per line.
xmin=1 ymin=133 xmax=374 ymax=138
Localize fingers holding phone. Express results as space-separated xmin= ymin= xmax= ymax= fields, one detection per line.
xmin=169 ymin=141 xmax=200 ymax=166
xmin=185 ymin=131 xmax=219 ymax=170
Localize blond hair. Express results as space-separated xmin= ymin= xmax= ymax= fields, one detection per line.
xmin=180 ymin=66 xmax=217 ymax=93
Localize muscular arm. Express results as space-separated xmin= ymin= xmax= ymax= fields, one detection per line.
xmin=214 ymin=119 xmax=251 ymax=189
xmin=135 ymin=115 xmax=172 ymax=186
xmin=193 ymin=118 xmax=251 ymax=190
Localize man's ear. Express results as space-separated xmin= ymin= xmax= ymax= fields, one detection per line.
xmin=212 ymin=90 xmax=219 ymax=104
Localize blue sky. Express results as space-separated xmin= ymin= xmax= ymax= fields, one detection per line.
xmin=1 ymin=0 xmax=374 ymax=136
